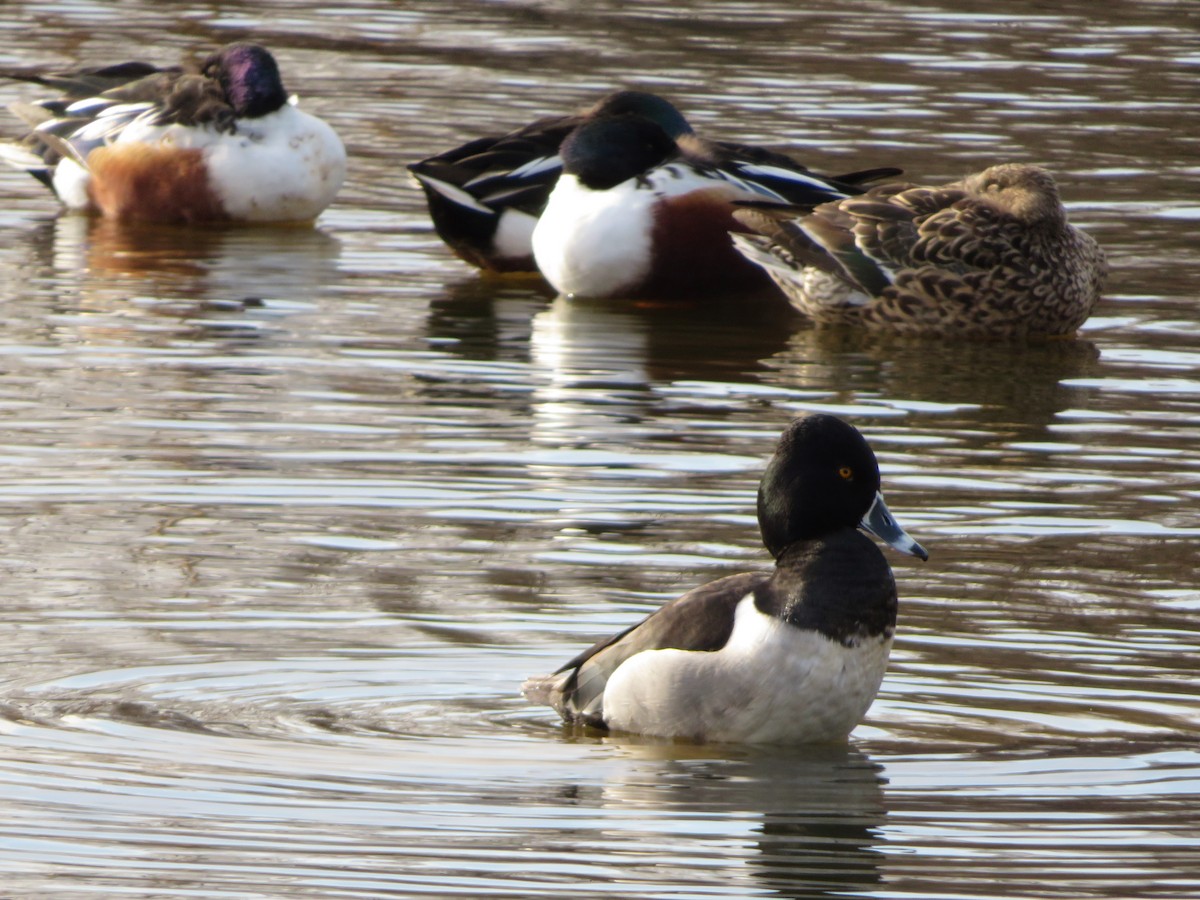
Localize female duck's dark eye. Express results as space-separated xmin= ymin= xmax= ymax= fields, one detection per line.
xmin=838 ymin=466 xmax=853 ymax=481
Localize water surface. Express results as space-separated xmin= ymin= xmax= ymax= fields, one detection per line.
xmin=0 ymin=1 xmax=1198 ymax=898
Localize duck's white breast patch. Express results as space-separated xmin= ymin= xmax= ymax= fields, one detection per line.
xmin=531 ymin=174 xmax=657 ymax=297
xmin=602 ymin=594 xmax=892 ymax=743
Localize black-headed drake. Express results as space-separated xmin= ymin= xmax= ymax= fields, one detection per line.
xmin=529 ymin=113 xmax=895 ymax=300
xmin=523 ymin=413 xmax=927 ymax=744
xmin=732 ymin=164 xmax=1107 ymax=337
xmin=409 ymin=90 xmax=899 ymax=277
xmin=0 ymin=43 xmax=346 ymax=224
xmin=408 ymin=90 xmax=694 ymax=274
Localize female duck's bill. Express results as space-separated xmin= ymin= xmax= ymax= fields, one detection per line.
xmin=523 ymin=413 xmax=927 ymax=745
xmin=731 ymin=163 xmax=1107 ymax=337
xmin=0 ymin=42 xmax=346 ymax=224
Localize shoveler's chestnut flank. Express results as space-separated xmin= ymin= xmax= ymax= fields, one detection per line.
xmin=732 ymin=164 xmax=1107 ymax=337
xmin=523 ymin=413 xmax=928 ymax=744
xmin=409 ymin=89 xmax=899 ymax=275
xmin=0 ymin=43 xmax=346 ymax=224
xmin=530 ymin=113 xmax=897 ymax=300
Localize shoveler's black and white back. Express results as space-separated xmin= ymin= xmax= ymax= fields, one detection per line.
xmin=407 ymin=90 xmax=695 ymax=273
xmin=523 ymin=414 xmax=928 ymax=744
xmin=732 ymin=164 xmax=1107 ymax=337
xmin=409 ymin=89 xmax=900 ymax=277
xmin=530 ymin=113 xmax=899 ymax=300
xmin=0 ymin=42 xmax=345 ymax=224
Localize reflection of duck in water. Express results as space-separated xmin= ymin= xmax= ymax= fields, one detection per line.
xmin=764 ymin=326 xmax=1100 ymax=440
xmin=424 ymin=277 xmax=555 ymax=365
xmin=596 ymin=743 xmax=887 ymax=900
xmin=534 ymin=293 xmax=802 ymax=385
xmin=422 ymin=285 xmax=799 ymax=407
xmin=521 ymin=294 xmax=804 ymax=458
xmin=1 ymin=43 xmax=345 ymax=223
xmin=18 ymin=214 xmax=342 ymax=321
xmin=524 ymin=414 xmax=927 ymax=743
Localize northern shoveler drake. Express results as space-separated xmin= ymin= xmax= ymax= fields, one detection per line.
xmin=732 ymin=164 xmax=1107 ymax=337
xmin=0 ymin=42 xmax=346 ymax=224
xmin=530 ymin=113 xmax=898 ymax=300
xmin=523 ymin=413 xmax=928 ymax=744
xmin=409 ymin=90 xmax=691 ymax=273
xmin=408 ymin=90 xmax=898 ymax=276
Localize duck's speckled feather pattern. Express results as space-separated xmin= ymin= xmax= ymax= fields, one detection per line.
xmin=734 ymin=164 xmax=1107 ymax=337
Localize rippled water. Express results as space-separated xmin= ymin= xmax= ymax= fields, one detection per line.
xmin=1 ymin=1 xmax=1198 ymax=897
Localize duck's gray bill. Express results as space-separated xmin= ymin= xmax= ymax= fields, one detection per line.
xmin=860 ymin=491 xmax=928 ymax=560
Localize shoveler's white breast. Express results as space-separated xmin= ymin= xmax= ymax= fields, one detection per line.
xmin=601 ymin=594 xmax=893 ymax=743
xmin=532 ymin=164 xmax=775 ymax=297
xmin=110 ymin=102 xmax=346 ymax=222
xmin=532 ymin=173 xmax=659 ymax=297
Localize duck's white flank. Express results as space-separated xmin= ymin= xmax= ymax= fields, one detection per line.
xmin=492 ymin=207 xmax=539 ymax=260
xmin=52 ymin=158 xmax=92 ymax=210
xmin=602 ymin=594 xmax=892 ymax=743
xmin=55 ymin=102 xmax=346 ymax=221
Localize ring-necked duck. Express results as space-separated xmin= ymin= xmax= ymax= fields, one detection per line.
xmin=524 ymin=413 xmax=927 ymax=744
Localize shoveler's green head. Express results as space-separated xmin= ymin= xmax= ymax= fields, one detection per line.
xmin=202 ymin=42 xmax=287 ymax=119
xmin=586 ymin=90 xmax=693 ymax=140
xmin=559 ymin=114 xmax=677 ymax=190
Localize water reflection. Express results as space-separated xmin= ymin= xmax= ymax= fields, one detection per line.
xmin=599 ymin=743 xmax=886 ymax=900
xmin=426 ymin=276 xmax=554 ymax=364
xmin=768 ymin=332 xmax=1102 ymax=433
xmin=16 ymin=214 xmax=342 ymax=320
xmin=536 ymin=292 xmax=797 ymax=378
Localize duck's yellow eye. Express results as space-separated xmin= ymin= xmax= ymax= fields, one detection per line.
xmin=838 ymin=466 xmax=854 ymax=480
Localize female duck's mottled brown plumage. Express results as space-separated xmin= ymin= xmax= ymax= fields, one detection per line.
xmin=732 ymin=164 xmax=1107 ymax=337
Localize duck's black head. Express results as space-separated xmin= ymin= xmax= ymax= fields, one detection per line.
xmin=758 ymin=415 xmax=881 ymax=558
xmin=758 ymin=414 xmax=926 ymax=562
xmin=559 ymin=114 xmax=678 ymax=191
xmin=587 ymin=90 xmax=693 ymax=140
xmin=203 ymin=42 xmax=288 ymax=119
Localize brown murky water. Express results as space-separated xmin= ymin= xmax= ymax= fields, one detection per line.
xmin=1 ymin=1 xmax=1198 ymax=897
